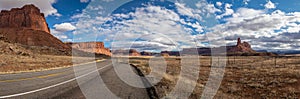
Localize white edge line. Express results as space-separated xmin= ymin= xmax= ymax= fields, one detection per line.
xmin=0 ymin=63 xmax=112 ymax=99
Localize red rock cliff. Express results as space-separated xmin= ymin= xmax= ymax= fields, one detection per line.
xmin=68 ymin=42 xmax=111 ymax=56
xmin=0 ymin=4 xmax=50 ymax=33
xmin=0 ymin=4 xmax=70 ymax=50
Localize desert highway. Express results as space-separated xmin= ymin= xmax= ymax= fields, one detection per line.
xmin=0 ymin=59 xmax=153 ymax=99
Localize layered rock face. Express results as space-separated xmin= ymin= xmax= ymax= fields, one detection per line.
xmin=0 ymin=4 xmax=50 ymax=33
xmin=68 ymin=42 xmax=111 ymax=56
xmin=0 ymin=5 xmax=70 ymax=50
xmin=129 ymin=49 xmax=141 ymax=56
xmin=0 ymin=28 xmax=71 ymax=50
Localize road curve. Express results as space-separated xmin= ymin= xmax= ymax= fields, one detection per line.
xmin=0 ymin=59 xmax=151 ymax=99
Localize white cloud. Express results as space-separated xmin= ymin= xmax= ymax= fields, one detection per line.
xmin=53 ymin=23 xmax=76 ymax=32
xmin=80 ymin=0 xmax=89 ymax=3
xmin=0 ymin=0 xmax=60 ymax=17
xmin=227 ymin=8 xmax=266 ymax=23
xmin=216 ymin=3 xmax=234 ymax=19
xmin=264 ymin=0 xmax=276 ymax=9
xmin=195 ymin=1 xmax=221 ymax=14
xmin=243 ymin=0 xmax=250 ymax=5
xmin=50 ymin=29 xmax=70 ymax=41
xmin=73 ymin=4 xmax=204 ymax=51
xmin=107 ymin=5 xmax=197 ymax=50
xmin=216 ymin=2 xmax=222 ymax=7
xmin=175 ymin=3 xmax=202 ymax=20
xmin=208 ymin=7 xmax=300 ymax=50
xmin=102 ymin=0 xmax=114 ymax=2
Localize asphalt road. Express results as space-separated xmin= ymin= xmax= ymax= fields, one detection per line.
xmin=0 ymin=59 xmax=152 ymax=99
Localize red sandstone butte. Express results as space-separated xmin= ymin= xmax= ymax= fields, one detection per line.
xmin=227 ymin=38 xmax=255 ymax=53
xmin=0 ymin=4 xmax=70 ymax=50
xmin=0 ymin=4 xmax=50 ymax=33
xmin=68 ymin=42 xmax=112 ymax=56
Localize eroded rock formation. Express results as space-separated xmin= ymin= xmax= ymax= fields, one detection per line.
xmin=0 ymin=4 xmax=50 ymax=33
xmin=68 ymin=42 xmax=111 ymax=56
xmin=227 ymin=38 xmax=255 ymax=53
xmin=182 ymin=38 xmax=270 ymax=56
xmin=0 ymin=4 xmax=70 ymax=51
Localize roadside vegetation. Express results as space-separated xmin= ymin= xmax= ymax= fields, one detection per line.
xmin=129 ymin=56 xmax=300 ymax=98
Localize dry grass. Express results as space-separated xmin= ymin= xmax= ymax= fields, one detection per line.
xmin=129 ymin=56 xmax=300 ymax=99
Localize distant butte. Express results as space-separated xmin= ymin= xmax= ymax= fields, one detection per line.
xmin=180 ymin=38 xmax=276 ymax=56
xmin=227 ymin=38 xmax=255 ymax=53
xmin=67 ymin=42 xmax=112 ymax=56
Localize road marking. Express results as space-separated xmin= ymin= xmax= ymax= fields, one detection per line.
xmin=0 ymin=59 xmax=106 ymax=83
xmin=0 ymin=72 xmax=65 ymax=83
xmin=0 ymin=59 xmax=105 ymax=74
xmin=0 ymin=63 xmax=112 ymax=99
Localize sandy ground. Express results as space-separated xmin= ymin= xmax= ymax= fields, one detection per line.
xmin=129 ymin=56 xmax=300 ymax=99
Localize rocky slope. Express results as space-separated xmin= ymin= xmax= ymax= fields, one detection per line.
xmin=0 ymin=34 xmax=70 ymax=56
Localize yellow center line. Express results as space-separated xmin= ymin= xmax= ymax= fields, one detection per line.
xmin=0 ymin=72 xmax=66 ymax=83
xmin=0 ymin=59 xmax=107 ymax=83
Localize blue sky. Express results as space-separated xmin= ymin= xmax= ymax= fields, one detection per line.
xmin=0 ymin=0 xmax=300 ymax=52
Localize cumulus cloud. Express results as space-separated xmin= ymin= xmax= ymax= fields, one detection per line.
xmin=216 ymin=2 xmax=222 ymax=7
xmin=72 ymin=0 xmax=298 ymax=51
xmin=227 ymin=8 xmax=266 ymax=23
xmin=243 ymin=0 xmax=250 ymax=5
xmin=264 ymin=0 xmax=276 ymax=9
xmin=0 ymin=0 xmax=60 ymax=17
xmin=73 ymin=3 xmax=205 ymax=51
xmin=208 ymin=7 xmax=300 ymax=50
xmin=195 ymin=0 xmax=221 ymax=15
xmin=175 ymin=3 xmax=202 ymax=20
xmin=107 ymin=5 xmax=199 ymax=51
xmin=53 ymin=23 xmax=76 ymax=32
xmin=216 ymin=3 xmax=234 ymax=19
xmin=50 ymin=29 xmax=70 ymax=41
xmin=102 ymin=0 xmax=114 ymax=2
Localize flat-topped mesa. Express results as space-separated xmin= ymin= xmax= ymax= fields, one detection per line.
xmin=68 ymin=42 xmax=112 ymax=56
xmin=0 ymin=4 xmax=50 ymax=33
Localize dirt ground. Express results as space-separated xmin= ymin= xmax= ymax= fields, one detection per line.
xmin=129 ymin=56 xmax=300 ymax=99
